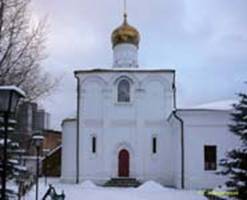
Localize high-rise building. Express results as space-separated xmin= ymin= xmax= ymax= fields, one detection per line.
xmin=17 ymin=102 xmax=50 ymax=135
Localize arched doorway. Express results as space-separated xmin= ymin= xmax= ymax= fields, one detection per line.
xmin=118 ymin=149 xmax=129 ymax=177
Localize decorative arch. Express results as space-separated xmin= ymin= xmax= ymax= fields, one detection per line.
xmin=110 ymin=73 xmax=140 ymax=87
xmin=141 ymin=75 xmax=171 ymax=91
xmin=112 ymin=75 xmax=136 ymax=103
xmin=80 ymin=75 xmax=107 ymax=88
xmin=81 ymin=76 xmax=105 ymax=118
xmin=114 ymin=75 xmax=134 ymax=85
xmin=114 ymin=142 xmax=135 ymax=156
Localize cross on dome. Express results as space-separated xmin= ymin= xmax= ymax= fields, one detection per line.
xmin=111 ymin=1 xmax=140 ymax=48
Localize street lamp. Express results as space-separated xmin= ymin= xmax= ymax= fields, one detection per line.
xmin=0 ymin=86 xmax=25 ymax=200
xmin=42 ymin=149 xmax=50 ymax=186
xmin=32 ymin=133 xmax=44 ymax=200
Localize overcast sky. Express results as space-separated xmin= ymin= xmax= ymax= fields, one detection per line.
xmin=31 ymin=0 xmax=247 ymax=130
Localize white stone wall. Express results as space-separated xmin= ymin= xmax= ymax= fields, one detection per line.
xmin=169 ymin=116 xmax=183 ymax=188
xmin=75 ymin=70 xmax=174 ymax=185
xmin=61 ymin=119 xmax=77 ymax=183
xmin=172 ymin=110 xmax=240 ymax=189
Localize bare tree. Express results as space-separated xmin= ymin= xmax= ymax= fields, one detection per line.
xmin=0 ymin=0 xmax=55 ymax=100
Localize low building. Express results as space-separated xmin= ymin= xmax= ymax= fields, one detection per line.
xmin=42 ymin=145 xmax=61 ymax=177
xmin=168 ymin=105 xmax=239 ymax=189
xmin=41 ymin=129 xmax=62 ymax=177
xmin=42 ymin=129 xmax=61 ymax=152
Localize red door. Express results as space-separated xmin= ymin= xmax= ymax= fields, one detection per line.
xmin=118 ymin=149 xmax=129 ymax=177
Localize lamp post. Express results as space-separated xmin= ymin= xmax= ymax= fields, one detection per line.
xmin=42 ymin=149 xmax=49 ymax=186
xmin=0 ymin=86 xmax=25 ymax=200
xmin=32 ymin=133 xmax=44 ymax=200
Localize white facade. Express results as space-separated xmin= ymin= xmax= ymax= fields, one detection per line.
xmin=61 ymin=69 xmax=175 ymax=184
xmin=61 ymin=69 xmax=239 ymax=189
xmin=61 ymin=15 xmax=239 ymax=189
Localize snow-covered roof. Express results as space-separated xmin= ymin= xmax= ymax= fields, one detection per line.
xmin=67 ymin=111 xmax=76 ymax=119
xmin=179 ymin=100 xmax=237 ymax=111
xmin=0 ymin=85 xmax=26 ymax=97
xmin=74 ymin=67 xmax=175 ymax=74
xmin=61 ymin=117 xmax=76 ymax=126
xmin=46 ymin=145 xmax=61 ymax=157
xmin=40 ymin=145 xmax=62 ymax=161
xmin=21 ymin=156 xmax=43 ymax=160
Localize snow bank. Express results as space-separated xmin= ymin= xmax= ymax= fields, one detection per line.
xmin=137 ymin=181 xmax=167 ymax=192
xmin=25 ymin=178 xmax=207 ymax=200
xmin=80 ymin=180 xmax=97 ymax=188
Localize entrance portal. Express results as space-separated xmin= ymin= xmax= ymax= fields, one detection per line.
xmin=118 ymin=149 xmax=129 ymax=177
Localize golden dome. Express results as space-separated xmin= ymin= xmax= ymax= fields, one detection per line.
xmin=111 ymin=14 xmax=140 ymax=48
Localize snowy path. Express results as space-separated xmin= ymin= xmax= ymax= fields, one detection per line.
xmin=24 ymin=178 xmax=207 ymax=200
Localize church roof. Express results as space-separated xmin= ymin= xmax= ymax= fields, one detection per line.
xmin=61 ymin=117 xmax=76 ymax=127
xmin=168 ymin=100 xmax=236 ymax=121
xmin=74 ymin=68 xmax=175 ymax=74
xmin=177 ymin=100 xmax=237 ymax=111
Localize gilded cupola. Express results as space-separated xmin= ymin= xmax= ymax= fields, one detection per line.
xmin=111 ymin=13 xmax=140 ymax=48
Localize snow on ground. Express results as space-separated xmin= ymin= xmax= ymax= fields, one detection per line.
xmin=137 ymin=180 xmax=168 ymax=192
xmin=25 ymin=178 xmax=207 ymax=200
xmin=81 ymin=180 xmax=98 ymax=188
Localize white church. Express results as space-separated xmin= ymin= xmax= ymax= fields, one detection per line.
xmin=61 ymin=13 xmax=239 ymax=189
